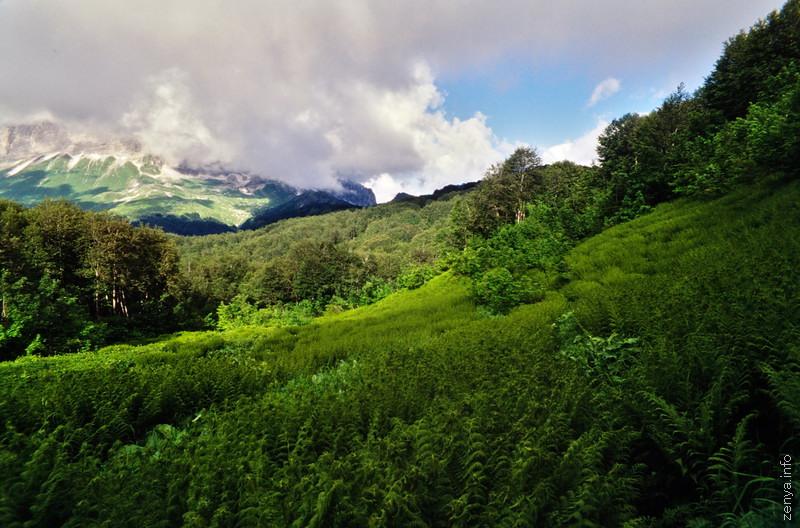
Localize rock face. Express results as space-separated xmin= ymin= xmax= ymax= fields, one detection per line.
xmin=0 ymin=122 xmax=141 ymax=161
xmin=333 ymin=180 xmax=377 ymax=207
xmin=0 ymin=121 xmax=377 ymax=234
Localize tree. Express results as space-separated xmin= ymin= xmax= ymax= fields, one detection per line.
xmin=0 ymin=200 xmax=27 ymax=276
xmin=700 ymin=0 xmax=800 ymax=120
xmin=289 ymin=240 xmax=361 ymax=303
xmin=242 ymin=262 xmax=293 ymax=305
xmin=85 ymin=212 xmax=135 ymax=317
xmin=596 ymin=86 xmax=704 ymax=220
xmin=0 ymin=272 xmax=99 ymax=359
xmin=85 ymin=212 xmax=180 ymax=319
xmin=635 ymin=84 xmax=698 ymax=203
xmin=23 ymin=199 xmax=88 ymax=286
xmin=502 ymin=146 xmax=543 ymax=224
xmin=457 ymin=146 xmax=544 ymax=239
xmin=539 ymin=161 xmax=604 ymax=240
xmin=596 ymin=113 xmax=645 ymax=219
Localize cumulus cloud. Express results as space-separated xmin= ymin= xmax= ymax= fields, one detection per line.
xmin=0 ymin=0 xmax=780 ymax=191
xmin=542 ymin=120 xmax=609 ymax=166
xmin=121 ymin=69 xmax=234 ymax=167
xmin=364 ymin=174 xmax=408 ymax=204
xmin=588 ymin=78 xmax=621 ymax=107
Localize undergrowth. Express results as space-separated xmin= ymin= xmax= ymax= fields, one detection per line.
xmin=1 ymin=180 xmax=798 ymax=526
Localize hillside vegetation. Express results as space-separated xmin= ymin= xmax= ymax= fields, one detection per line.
xmin=176 ymin=185 xmax=470 ymax=316
xmin=1 ymin=0 xmax=797 ymax=359
xmin=1 ymin=179 xmax=798 ymax=525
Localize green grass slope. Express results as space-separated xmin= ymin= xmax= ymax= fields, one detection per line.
xmin=1 ymin=180 xmax=798 ymax=526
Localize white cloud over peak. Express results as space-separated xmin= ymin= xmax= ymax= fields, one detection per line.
xmin=0 ymin=0 xmax=514 ymax=191
xmin=364 ymin=174 xmax=408 ymax=204
xmin=121 ymin=69 xmax=234 ymax=167
xmin=588 ymin=78 xmax=621 ymax=107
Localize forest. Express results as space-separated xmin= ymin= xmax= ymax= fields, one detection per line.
xmin=0 ymin=1 xmax=799 ymax=525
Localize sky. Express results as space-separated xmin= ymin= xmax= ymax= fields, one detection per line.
xmin=0 ymin=0 xmax=784 ymax=202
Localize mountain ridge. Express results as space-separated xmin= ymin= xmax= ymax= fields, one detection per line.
xmin=0 ymin=122 xmax=376 ymax=234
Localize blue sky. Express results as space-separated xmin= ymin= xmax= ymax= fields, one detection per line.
xmin=0 ymin=0 xmax=785 ymax=201
xmin=434 ymin=1 xmax=781 ymax=171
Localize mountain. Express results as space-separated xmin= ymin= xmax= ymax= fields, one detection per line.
xmin=0 ymin=122 xmax=376 ymax=234
xmin=389 ymin=181 xmax=478 ymax=204
xmin=239 ymin=190 xmax=359 ymax=231
xmin=331 ymin=180 xmax=377 ymax=207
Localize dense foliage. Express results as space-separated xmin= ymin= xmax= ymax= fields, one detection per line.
xmin=0 ymin=199 xmax=181 ymax=359
xmin=176 ymin=188 xmax=466 ymax=323
xmin=448 ymin=154 xmax=601 ymax=314
xmin=450 ymin=0 xmax=799 ymax=315
xmin=598 ymin=0 xmax=799 ymax=211
xmin=1 ymin=180 xmax=798 ymax=525
xmin=0 ymin=182 xmax=468 ymax=358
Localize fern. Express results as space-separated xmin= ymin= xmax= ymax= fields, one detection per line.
xmin=556 ymin=310 xmax=640 ymax=386
xmin=705 ymin=414 xmax=779 ymax=524
xmin=761 ymin=362 xmax=800 ymax=433
xmin=446 ymin=416 xmax=489 ymax=526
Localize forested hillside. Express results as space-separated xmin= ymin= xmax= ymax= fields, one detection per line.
xmin=175 ymin=183 xmax=471 ymax=319
xmin=0 ymin=1 xmax=798 ymax=526
xmin=0 ymin=199 xmax=180 ymax=359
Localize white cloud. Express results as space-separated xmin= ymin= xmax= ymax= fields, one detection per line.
xmin=364 ymin=173 xmax=407 ymax=203
xmin=359 ymin=66 xmax=509 ymax=201
xmin=121 ymin=69 xmax=234 ymax=167
xmin=588 ymin=78 xmax=621 ymax=107
xmin=0 ymin=0 xmax=781 ymax=190
xmin=0 ymin=0 xmax=516 ymax=190
xmin=542 ymin=120 xmax=609 ymax=166
xmin=0 ymin=107 xmax=58 ymax=127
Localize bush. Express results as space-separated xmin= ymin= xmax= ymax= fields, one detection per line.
xmin=470 ymin=267 xmax=546 ymax=315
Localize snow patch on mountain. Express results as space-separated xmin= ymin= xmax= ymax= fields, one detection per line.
xmin=6 ymin=158 xmax=35 ymax=177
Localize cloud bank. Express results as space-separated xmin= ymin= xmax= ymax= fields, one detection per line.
xmin=0 ymin=0 xmax=781 ymax=195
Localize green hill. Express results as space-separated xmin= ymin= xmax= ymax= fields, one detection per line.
xmin=175 ymin=183 xmax=468 ymax=313
xmin=2 ymin=178 xmax=797 ymax=526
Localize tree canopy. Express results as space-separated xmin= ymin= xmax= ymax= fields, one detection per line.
xmin=0 ymin=199 xmax=181 ymax=359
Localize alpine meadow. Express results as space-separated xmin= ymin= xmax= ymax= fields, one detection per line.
xmin=1 ymin=1 xmax=799 ymax=526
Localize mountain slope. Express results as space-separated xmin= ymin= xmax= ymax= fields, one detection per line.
xmin=239 ymin=190 xmax=358 ymax=230
xmin=176 ymin=180 xmax=473 ymax=313
xmin=2 ymin=179 xmax=797 ymax=525
xmin=0 ymin=122 xmax=376 ymax=233
xmin=0 ymin=152 xmax=294 ymax=225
